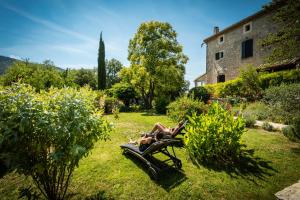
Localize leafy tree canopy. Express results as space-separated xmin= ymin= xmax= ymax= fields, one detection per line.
xmin=261 ymin=0 xmax=300 ymax=63
xmin=73 ymin=68 xmax=97 ymax=90
xmin=122 ymin=21 xmax=188 ymax=108
xmin=0 ymin=61 xmax=64 ymax=91
xmin=106 ymin=58 xmax=123 ymax=88
xmin=109 ymin=82 xmax=136 ymax=106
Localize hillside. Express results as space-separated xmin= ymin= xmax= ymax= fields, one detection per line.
xmin=0 ymin=55 xmax=64 ymax=75
xmin=0 ymin=55 xmax=18 ymax=74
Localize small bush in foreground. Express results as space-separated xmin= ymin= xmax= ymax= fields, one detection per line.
xmin=167 ymin=95 xmax=207 ymax=122
xmin=184 ymin=103 xmax=245 ymax=164
xmin=0 ymin=84 xmax=111 ymax=200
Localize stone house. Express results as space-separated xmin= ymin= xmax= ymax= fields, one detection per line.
xmin=194 ymin=6 xmax=279 ymax=86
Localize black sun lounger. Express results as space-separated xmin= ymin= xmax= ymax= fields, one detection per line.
xmin=120 ymin=139 xmax=182 ymax=180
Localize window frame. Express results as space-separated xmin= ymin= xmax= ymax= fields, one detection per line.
xmin=243 ymin=22 xmax=252 ymax=34
xmin=215 ymin=51 xmax=224 ymax=60
xmin=218 ymin=34 xmax=224 ymax=44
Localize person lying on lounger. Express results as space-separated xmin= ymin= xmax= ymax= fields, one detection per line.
xmin=148 ymin=120 xmax=185 ymax=137
xmin=129 ymin=132 xmax=164 ymax=152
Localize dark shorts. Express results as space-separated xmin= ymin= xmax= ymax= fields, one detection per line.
xmin=139 ymin=143 xmax=150 ymax=152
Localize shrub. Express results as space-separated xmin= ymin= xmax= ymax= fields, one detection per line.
xmin=219 ymin=78 xmax=243 ymax=97
xmin=264 ymin=83 xmax=300 ymax=121
xmin=243 ymin=114 xmax=257 ymax=128
xmin=130 ymin=104 xmax=142 ymax=112
xmin=167 ymin=95 xmax=207 ymax=122
xmin=260 ymin=69 xmax=300 ymax=89
xmin=184 ymin=103 xmax=246 ymax=164
xmin=264 ymin=83 xmax=300 ymax=141
xmin=205 ymin=83 xmax=224 ymax=98
xmin=262 ymin=122 xmax=273 ymax=132
xmin=154 ymin=96 xmax=170 ymax=114
xmin=282 ymin=125 xmax=300 ymax=142
xmin=242 ymin=102 xmax=270 ymax=121
xmin=110 ymin=83 xmax=136 ymax=107
xmin=204 ymin=69 xmax=300 ymax=100
xmin=225 ymin=96 xmax=246 ymax=106
xmin=240 ymin=66 xmax=263 ymax=101
xmin=0 ymin=83 xmax=111 ymax=200
xmin=103 ymin=96 xmax=123 ymax=114
xmin=188 ymin=86 xmax=210 ymax=103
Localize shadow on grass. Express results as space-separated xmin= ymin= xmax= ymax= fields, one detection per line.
xmin=123 ymin=153 xmax=187 ymax=191
xmin=0 ymin=160 xmax=9 ymax=178
xmin=84 ymin=190 xmax=114 ymax=200
xmin=141 ymin=112 xmax=165 ymax=117
xmin=191 ymin=148 xmax=277 ymax=184
xmin=291 ymin=147 xmax=300 ymax=155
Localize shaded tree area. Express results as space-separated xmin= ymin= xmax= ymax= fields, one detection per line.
xmin=261 ymin=0 xmax=300 ymax=63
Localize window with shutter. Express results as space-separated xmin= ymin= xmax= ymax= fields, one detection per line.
xmin=241 ymin=39 xmax=253 ymax=59
xmin=215 ymin=51 xmax=224 ymax=60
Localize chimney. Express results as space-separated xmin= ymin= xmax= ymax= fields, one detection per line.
xmin=213 ymin=26 xmax=219 ymax=34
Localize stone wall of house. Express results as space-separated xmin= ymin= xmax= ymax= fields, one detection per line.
xmin=205 ymin=11 xmax=278 ymax=84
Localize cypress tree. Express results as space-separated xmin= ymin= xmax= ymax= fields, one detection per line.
xmin=98 ymin=32 xmax=106 ymax=90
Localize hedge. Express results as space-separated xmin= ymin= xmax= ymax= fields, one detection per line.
xmin=259 ymin=69 xmax=300 ymax=89
xmin=205 ymin=69 xmax=300 ymax=98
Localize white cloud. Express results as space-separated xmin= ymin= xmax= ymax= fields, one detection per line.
xmin=3 ymin=3 xmax=97 ymax=44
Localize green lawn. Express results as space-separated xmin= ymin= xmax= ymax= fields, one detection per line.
xmin=1 ymin=112 xmax=300 ymax=200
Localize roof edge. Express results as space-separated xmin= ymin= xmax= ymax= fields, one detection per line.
xmin=203 ymin=9 xmax=270 ymax=43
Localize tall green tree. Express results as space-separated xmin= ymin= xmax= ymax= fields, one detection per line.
xmin=106 ymin=58 xmax=123 ymax=88
xmin=261 ymin=0 xmax=300 ymax=63
xmin=98 ymin=32 xmax=106 ymax=90
xmin=123 ymin=21 xmax=188 ymax=109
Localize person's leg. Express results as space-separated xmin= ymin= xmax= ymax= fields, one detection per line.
xmin=150 ymin=123 xmax=167 ymax=134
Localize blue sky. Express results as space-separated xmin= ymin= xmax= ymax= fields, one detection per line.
xmin=0 ymin=0 xmax=270 ymax=85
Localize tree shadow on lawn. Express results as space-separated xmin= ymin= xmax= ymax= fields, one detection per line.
xmin=141 ymin=112 xmax=165 ymax=117
xmin=192 ymin=148 xmax=277 ymax=184
xmin=123 ymin=153 xmax=187 ymax=192
xmin=291 ymin=147 xmax=300 ymax=155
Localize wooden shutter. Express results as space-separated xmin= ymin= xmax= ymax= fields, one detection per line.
xmin=241 ymin=41 xmax=246 ymax=58
xmin=242 ymin=39 xmax=253 ymax=58
xmin=215 ymin=52 xmax=220 ymax=60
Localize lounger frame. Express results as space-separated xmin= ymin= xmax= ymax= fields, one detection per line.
xmin=121 ymin=139 xmax=182 ymax=180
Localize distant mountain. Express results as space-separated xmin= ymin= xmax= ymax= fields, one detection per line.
xmin=0 ymin=55 xmax=18 ymax=75
xmin=0 ymin=55 xmax=64 ymax=75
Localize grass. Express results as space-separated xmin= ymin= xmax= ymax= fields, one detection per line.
xmin=1 ymin=112 xmax=300 ymax=199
